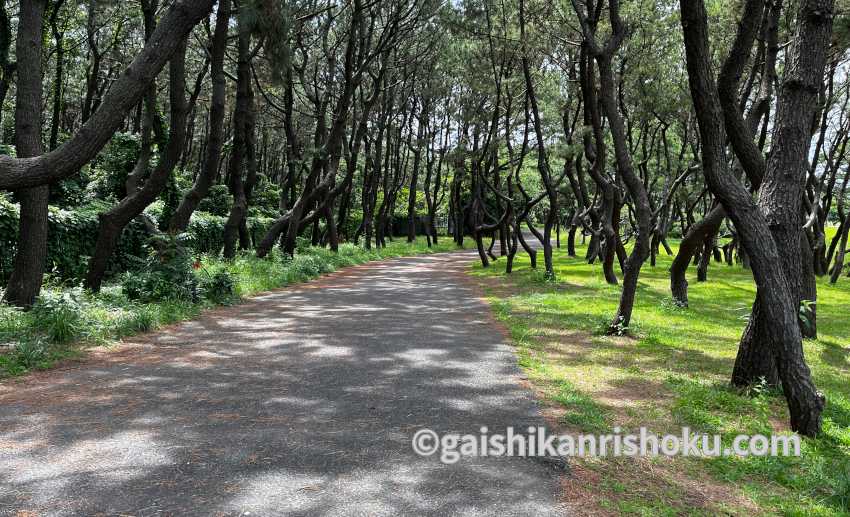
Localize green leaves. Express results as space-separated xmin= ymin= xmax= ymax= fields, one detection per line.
xmin=0 ymin=197 xmax=276 ymax=286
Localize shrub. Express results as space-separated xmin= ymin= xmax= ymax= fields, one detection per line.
xmin=122 ymin=234 xmax=199 ymax=303
xmin=1 ymin=196 xmax=277 ymax=284
xmin=0 ymin=198 xmax=149 ymax=284
xmin=179 ymin=210 xmax=276 ymax=255
xmin=197 ymin=184 xmax=233 ymax=216
xmin=115 ymin=305 xmax=157 ymax=336
xmin=85 ymin=132 xmax=141 ymax=201
xmin=30 ymin=289 xmax=88 ymax=344
xmin=198 ymin=268 xmax=236 ymax=304
xmin=248 ymin=175 xmax=283 ymax=218
xmin=10 ymin=337 xmax=49 ymax=370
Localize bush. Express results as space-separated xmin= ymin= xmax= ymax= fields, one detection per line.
xmin=197 ymin=184 xmax=233 ymax=216
xmin=122 ymin=234 xmax=199 ymax=303
xmin=0 ymin=198 xmax=149 ymax=284
xmin=198 ymin=267 xmax=236 ymax=304
xmin=85 ymin=132 xmax=142 ymax=201
xmin=248 ymin=175 xmax=283 ymax=218
xmin=115 ymin=305 xmax=157 ymax=336
xmin=178 ymin=210 xmax=276 ymax=255
xmin=30 ymin=289 xmax=88 ymax=344
xmin=9 ymin=338 xmax=49 ymax=370
xmin=1 ymin=196 xmax=277 ymax=284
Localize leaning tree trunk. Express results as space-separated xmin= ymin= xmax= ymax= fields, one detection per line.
xmin=595 ymin=51 xmax=653 ymax=331
xmin=680 ymin=0 xmax=827 ymax=436
xmin=168 ymin=0 xmax=229 ymax=233
xmin=0 ymin=0 xmax=215 ymax=192
xmin=830 ymin=221 xmax=850 ymax=284
xmin=731 ymin=0 xmax=834 ymax=389
xmin=85 ymin=44 xmax=189 ymax=292
xmin=670 ymin=204 xmax=725 ymax=307
xmin=4 ymin=0 xmax=48 ymax=308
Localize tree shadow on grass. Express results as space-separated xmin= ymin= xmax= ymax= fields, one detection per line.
xmin=818 ymin=340 xmax=850 ymax=371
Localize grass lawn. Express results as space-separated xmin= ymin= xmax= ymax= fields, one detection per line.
xmin=0 ymin=239 xmax=460 ymax=378
xmin=469 ymin=239 xmax=850 ymax=516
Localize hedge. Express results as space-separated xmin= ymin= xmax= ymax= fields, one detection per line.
xmin=0 ymin=197 xmax=277 ymax=284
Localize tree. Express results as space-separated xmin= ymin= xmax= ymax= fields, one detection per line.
xmin=3 ymin=0 xmax=48 ymax=308
xmin=0 ymin=0 xmax=216 ymax=191
xmin=679 ymin=0 xmax=829 ymax=436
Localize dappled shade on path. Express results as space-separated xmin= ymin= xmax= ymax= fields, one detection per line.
xmin=1 ymin=252 xmax=563 ymax=516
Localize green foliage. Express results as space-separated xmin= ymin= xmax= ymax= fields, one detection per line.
xmin=339 ymin=209 xmax=363 ymax=239
xmin=122 ymin=234 xmax=199 ymax=303
xmin=0 ymin=197 xmax=276 ymax=284
xmin=247 ymin=175 xmax=283 ymax=218
xmin=85 ymin=132 xmax=141 ymax=201
xmin=198 ymin=266 xmax=236 ymax=304
xmin=0 ymin=337 xmax=55 ymax=376
xmin=115 ymin=304 xmax=157 ymax=336
xmin=197 ymin=184 xmax=233 ymax=216
xmin=800 ymin=299 xmax=817 ymax=337
xmin=29 ymin=289 xmax=88 ymax=344
xmin=180 ymin=210 xmax=276 ymax=254
xmin=0 ymin=197 xmax=149 ymax=284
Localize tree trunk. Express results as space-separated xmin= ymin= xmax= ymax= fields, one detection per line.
xmin=4 ymin=0 xmax=48 ymax=308
xmin=168 ymin=0 xmax=229 ymax=233
xmin=407 ymin=99 xmax=428 ymax=243
xmin=48 ymin=1 xmax=66 ymax=151
xmin=732 ymin=0 xmax=833 ymax=387
xmin=0 ymin=0 xmax=216 ymax=191
xmin=223 ymin=20 xmax=252 ymax=259
xmin=0 ymin=0 xmax=15 ymax=141
xmin=84 ymin=44 xmax=188 ymax=292
xmin=680 ymin=0 xmax=827 ymax=436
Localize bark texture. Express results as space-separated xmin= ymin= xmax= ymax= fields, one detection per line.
xmin=679 ymin=0 xmax=826 ymax=436
xmin=4 ymin=0 xmax=48 ymax=308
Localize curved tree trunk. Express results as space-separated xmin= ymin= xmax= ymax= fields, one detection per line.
xmin=0 ymin=0 xmax=216 ymax=191
xmin=168 ymin=0 xmax=230 ymax=233
xmin=680 ymin=0 xmax=828 ymax=436
xmin=85 ymin=44 xmax=189 ymax=292
xmin=730 ymin=0 xmax=833 ymax=387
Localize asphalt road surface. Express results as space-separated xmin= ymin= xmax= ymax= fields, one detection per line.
xmin=1 ymin=250 xmax=564 ymax=516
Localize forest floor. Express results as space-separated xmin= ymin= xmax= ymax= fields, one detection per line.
xmin=0 ymin=250 xmax=566 ymax=516
xmin=470 ymin=239 xmax=850 ymax=516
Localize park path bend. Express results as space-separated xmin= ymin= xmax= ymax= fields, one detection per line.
xmin=0 ymin=251 xmax=564 ymax=516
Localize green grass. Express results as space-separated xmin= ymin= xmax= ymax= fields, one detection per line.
xmin=0 ymin=238 xmax=460 ymax=378
xmin=470 ymin=238 xmax=850 ymax=516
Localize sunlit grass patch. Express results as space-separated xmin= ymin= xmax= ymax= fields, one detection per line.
xmin=471 ymin=238 xmax=850 ymax=516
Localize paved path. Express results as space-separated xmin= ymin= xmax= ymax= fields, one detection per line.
xmin=1 ymin=251 xmax=564 ymax=516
